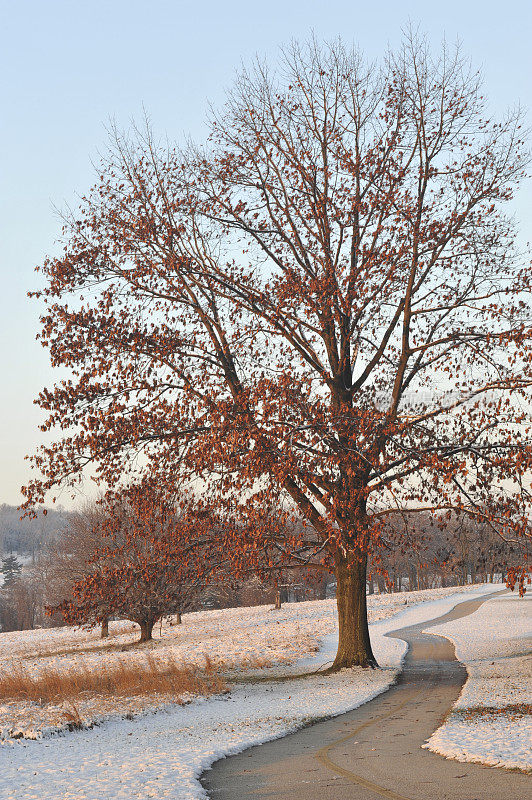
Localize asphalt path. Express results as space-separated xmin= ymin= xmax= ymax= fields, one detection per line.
xmin=201 ymin=592 xmax=530 ymax=800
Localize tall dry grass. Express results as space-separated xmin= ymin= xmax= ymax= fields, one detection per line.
xmin=0 ymin=654 xmax=227 ymax=704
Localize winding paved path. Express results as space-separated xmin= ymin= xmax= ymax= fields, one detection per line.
xmin=201 ymin=592 xmax=530 ymax=800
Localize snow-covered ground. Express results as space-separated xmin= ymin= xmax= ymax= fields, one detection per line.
xmin=0 ymin=583 xmax=488 ymax=739
xmin=0 ymin=583 xmax=495 ymax=800
xmin=424 ymin=592 xmax=531 ymax=771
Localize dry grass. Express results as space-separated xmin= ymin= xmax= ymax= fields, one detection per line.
xmin=0 ymin=654 xmax=227 ymax=705
xmin=238 ymin=655 xmax=274 ymax=669
xmin=456 ymin=703 xmax=532 ymax=721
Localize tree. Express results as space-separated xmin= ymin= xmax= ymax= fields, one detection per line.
xmin=24 ymin=34 xmax=532 ymax=668
xmin=0 ymin=576 xmax=40 ymax=632
xmin=52 ymin=483 xmax=215 ymax=642
xmin=1 ymin=554 xmax=22 ymax=587
xmin=42 ymin=502 xmax=112 ymax=636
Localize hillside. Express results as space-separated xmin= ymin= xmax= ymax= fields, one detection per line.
xmin=0 ymin=504 xmax=70 ymax=557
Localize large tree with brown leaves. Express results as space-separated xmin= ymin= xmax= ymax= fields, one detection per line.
xmin=25 ymin=35 xmax=531 ymax=668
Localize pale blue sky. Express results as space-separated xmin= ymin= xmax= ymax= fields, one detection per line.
xmin=1 ymin=0 xmax=531 ymax=508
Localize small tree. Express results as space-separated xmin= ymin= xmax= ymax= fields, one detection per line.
xmin=53 ymin=483 xmax=216 ymax=642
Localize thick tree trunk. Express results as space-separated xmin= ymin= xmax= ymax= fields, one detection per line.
xmin=139 ymin=619 xmax=155 ymax=642
xmin=331 ymin=549 xmax=378 ymax=670
xmin=175 ymin=610 xmax=182 ymax=624
xmin=100 ymin=618 xmax=109 ymax=638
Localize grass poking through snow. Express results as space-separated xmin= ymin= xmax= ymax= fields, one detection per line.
xmin=454 ymin=703 xmax=532 ymax=721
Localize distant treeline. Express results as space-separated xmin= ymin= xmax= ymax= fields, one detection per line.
xmin=0 ymin=504 xmax=70 ymax=556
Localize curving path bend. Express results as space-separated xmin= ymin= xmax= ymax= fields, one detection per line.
xmin=201 ymin=592 xmax=530 ymax=800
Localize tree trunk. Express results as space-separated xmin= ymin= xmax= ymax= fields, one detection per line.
xmin=101 ymin=618 xmax=109 ymax=638
xmin=139 ymin=619 xmax=155 ymax=642
xmin=175 ymin=610 xmax=182 ymax=624
xmin=274 ymin=590 xmax=282 ymax=610
xmin=408 ymin=566 xmax=416 ymax=591
xmin=331 ymin=549 xmax=377 ymax=670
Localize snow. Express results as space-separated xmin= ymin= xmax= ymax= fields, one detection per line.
xmin=0 ymin=583 xmax=486 ymax=738
xmin=0 ymin=584 xmax=495 ymax=799
xmin=423 ymin=591 xmax=531 ymax=771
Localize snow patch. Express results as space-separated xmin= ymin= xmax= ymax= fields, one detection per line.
xmin=423 ymin=592 xmax=531 ymax=771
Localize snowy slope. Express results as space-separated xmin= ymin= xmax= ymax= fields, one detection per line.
xmin=0 ymin=584 xmax=495 ymax=800
xmin=0 ymin=583 xmax=487 ymax=738
xmin=423 ymin=592 xmax=531 ymax=771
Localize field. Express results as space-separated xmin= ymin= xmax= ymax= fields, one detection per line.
xmin=0 ymin=583 xmax=487 ymax=739
xmin=1 ymin=583 xmax=529 ymax=800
